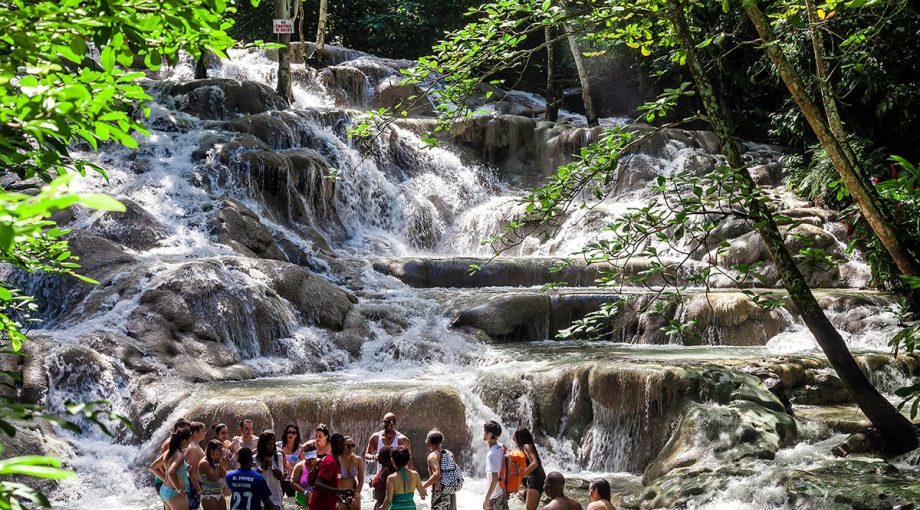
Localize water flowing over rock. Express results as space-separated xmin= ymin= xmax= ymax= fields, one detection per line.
xmin=16 ymin=46 xmax=920 ymax=510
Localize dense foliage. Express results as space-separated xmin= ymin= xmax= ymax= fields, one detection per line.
xmin=231 ymin=0 xmax=483 ymax=59
xmin=0 ymin=0 xmax=255 ymax=505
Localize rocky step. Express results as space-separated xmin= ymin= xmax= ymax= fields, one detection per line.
xmin=167 ymin=379 xmax=471 ymax=477
xmin=446 ymin=287 xmax=896 ymax=344
xmin=372 ymin=256 xmax=752 ymax=289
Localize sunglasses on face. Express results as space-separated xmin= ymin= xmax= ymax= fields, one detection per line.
xmin=287 ymin=431 xmax=297 ymax=435
xmin=345 ymin=444 xmax=356 ymax=448
xmin=384 ymin=419 xmax=396 ymax=424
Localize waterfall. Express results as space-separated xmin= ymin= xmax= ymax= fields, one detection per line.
xmin=14 ymin=46 xmax=919 ymax=510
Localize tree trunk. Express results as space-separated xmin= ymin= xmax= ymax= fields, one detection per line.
xmin=314 ymin=0 xmax=328 ymax=63
xmin=563 ymin=23 xmax=598 ymax=126
xmin=194 ymin=50 xmax=209 ymax=79
xmin=745 ymin=4 xmax=920 ymax=279
xmin=545 ymin=25 xmax=559 ymax=122
xmin=275 ymin=0 xmax=293 ymax=101
xmin=667 ymin=0 xmax=918 ymax=454
xmin=803 ymin=0 xmax=857 ymax=168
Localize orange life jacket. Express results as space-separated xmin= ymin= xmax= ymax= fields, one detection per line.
xmin=499 ymin=448 xmax=528 ymax=492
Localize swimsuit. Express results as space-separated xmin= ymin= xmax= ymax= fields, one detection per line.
xmin=200 ymin=468 xmax=225 ymax=501
xmin=158 ymin=461 xmax=190 ymax=503
xmin=522 ymin=447 xmax=546 ymax=495
xmin=390 ymin=468 xmax=416 ymax=510
xmin=341 ymin=461 xmax=359 ymax=479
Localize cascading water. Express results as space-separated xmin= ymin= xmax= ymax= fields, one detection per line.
xmin=16 ymin=45 xmax=920 ymax=510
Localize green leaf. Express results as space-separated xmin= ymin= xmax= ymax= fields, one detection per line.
xmin=75 ymin=194 xmax=125 ymax=212
xmin=100 ymin=45 xmax=116 ymax=72
xmin=0 ymin=224 xmax=13 ymax=253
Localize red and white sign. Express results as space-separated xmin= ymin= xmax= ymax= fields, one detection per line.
xmin=273 ymin=19 xmax=294 ymax=34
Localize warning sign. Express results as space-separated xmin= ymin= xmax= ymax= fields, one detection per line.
xmin=273 ymin=19 xmax=294 ymax=34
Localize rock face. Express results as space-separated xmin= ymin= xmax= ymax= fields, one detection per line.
xmin=124 ymin=257 xmax=354 ymax=381
xmin=477 ymin=363 xmax=795 ymax=477
xmin=211 ymin=198 xmax=287 ymax=261
xmin=163 ymin=78 xmax=289 ymax=120
xmin=88 ymin=198 xmax=167 ymax=251
xmin=452 ymin=290 xmax=792 ymax=345
xmin=2 ymin=230 xmax=137 ymax=323
xmin=182 ymin=383 xmax=470 ymax=476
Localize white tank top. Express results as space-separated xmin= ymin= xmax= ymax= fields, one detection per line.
xmin=377 ymin=430 xmax=403 ymax=451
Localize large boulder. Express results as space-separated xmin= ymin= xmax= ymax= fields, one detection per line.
xmin=210 ymin=198 xmax=286 ymax=261
xmin=163 ymin=79 xmax=288 ymax=120
xmin=183 ymin=383 xmax=470 ymax=476
xmin=1 ymin=231 xmax=137 ymax=323
xmin=125 ymin=257 xmax=354 ymax=381
xmin=88 ymin=198 xmax=167 ymax=251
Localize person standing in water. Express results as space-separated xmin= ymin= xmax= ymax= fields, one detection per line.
xmin=154 ymin=428 xmax=193 ymax=510
xmin=586 ymin=479 xmax=614 ymax=510
xmin=481 ymin=421 xmax=506 ymax=510
xmin=310 ymin=434 xmax=355 ymax=510
xmin=186 ymin=422 xmax=208 ymax=510
xmin=542 ymin=472 xmax=582 ymax=510
xmin=226 ymin=447 xmax=277 ymax=510
xmin=422 ymin=430 xmax=458 ymax=510
xmin=513 ymin=429 xmax=545 ymax=510
xmin=257 ymin=430 xmax=286 ymax=509
xmin=199 ymin=440 xmax=229 ymax=510
xmin=301 ymin=424 xmax=332 ymax=459
xmin=232 ymin=419 xmax=259 ymax=456
xmin=371 ymin=447 xmax=396 ymax=510
xmin=290 ymin=448 xmax=319 ymax=508
xmin=337 ymin=436 xmax=364 ymax=510
xmin=365 ymin=413 xmax=410 ymax=469
xmin=382 ymin=447 xmax=426 ymax=510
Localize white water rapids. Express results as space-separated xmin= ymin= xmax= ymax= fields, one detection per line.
xmin=18 ymin=48 xmax=919 ymax=510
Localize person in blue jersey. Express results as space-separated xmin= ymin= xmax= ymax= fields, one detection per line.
xmin=226 ymin=447 xmax=278 ymax=510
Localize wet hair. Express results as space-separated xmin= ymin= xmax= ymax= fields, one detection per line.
xmin=392 ymin=446 xmax=411 ymax=468
xmin=589 ymin=479 xmax=611 ymax=501
xmin=166 ymin=428 xmax=192 ymax=461
xmin=240 ymin=419 xmax=253 ymax=429
xmin=377 ymin=446 xmax=394 ymax=469
xmin=484 ymin=420 xmax=502 ymax=439
xmin=237 ymin=447 xmax=254 ymax=466
xmin=257 ymin=430 xmax=276 ymax=460
xmin=426 ymin=429 xmax=444 ymax=445
xmin=173 ymin=418 xmax=190 ymax=432
xmin=315 ymin=423 xmax=330 ymax=438
xmin=513 ymin=428 xmax=535 ymax=448
xmin=283 ymin=424 xmax=301 ymax=448
xmin=206 ymin=439 xmax=223 ymax=468
xmin=212 ymin=423 xmax=228 ymax=437
xmin=329 ymin=433 xmax=346 ymax=455
xmin=190 ymin=421 xmax=205 ymax=434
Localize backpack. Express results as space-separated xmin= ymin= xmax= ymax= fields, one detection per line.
xmin=438 ymin=449 xmax=463 ymax=494
xmin=498 ymin=447 xmax=527 ymax=492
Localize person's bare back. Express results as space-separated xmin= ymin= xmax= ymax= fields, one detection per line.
xmin=586 ymin=500 xmax=614 ymax=510
xmin=544 ymin=495 xmax=583 ymax=510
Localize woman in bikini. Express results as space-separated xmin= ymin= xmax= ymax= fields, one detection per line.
xmin=199 ymin=440 xmax=228 ymax=510
xmin=152 ymin=428 xmax=193 ymax=510
xmin=337 ymin=436 xmax=364 ymax=510
xmin=382 ymin=447 xmax=425 ymax=510
xmin=514 ymin=428 xmax=545 ymax=510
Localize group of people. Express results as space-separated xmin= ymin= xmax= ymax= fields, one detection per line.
xmin=149 ymin=413 xmax=616 ymax=510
